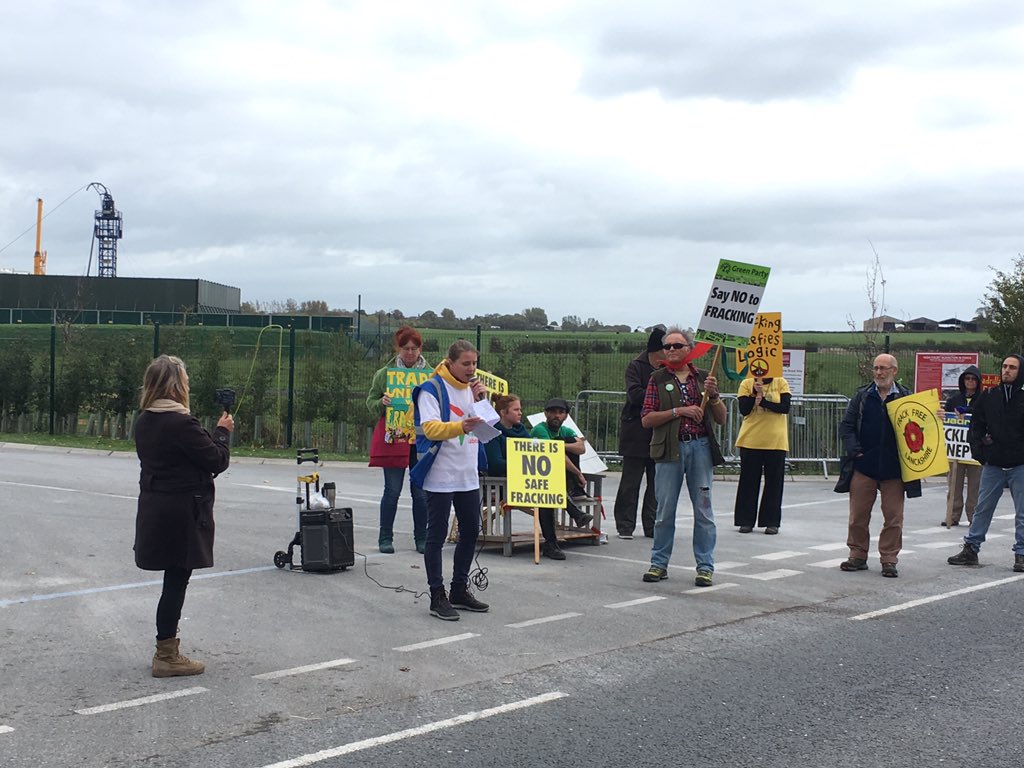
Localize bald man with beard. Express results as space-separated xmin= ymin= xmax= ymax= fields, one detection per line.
xmin=834 ymin=353 xmax=922 ymax=578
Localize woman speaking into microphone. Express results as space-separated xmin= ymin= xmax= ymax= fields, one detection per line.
xmin=411 ymin=339 xmax=490 ymax=621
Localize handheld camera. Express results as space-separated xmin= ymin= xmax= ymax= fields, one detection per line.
xmin=214 ymin=388 xmax=236 ymax=414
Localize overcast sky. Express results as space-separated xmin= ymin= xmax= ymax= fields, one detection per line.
xmin=1 ymin=1 xmax=1021 ymax=330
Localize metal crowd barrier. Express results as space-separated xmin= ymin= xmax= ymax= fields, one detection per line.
xmin=574 ymin=390 xmax=850 ymax=478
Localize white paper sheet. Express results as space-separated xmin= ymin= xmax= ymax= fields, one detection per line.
xmin=526 ymin=412 xmax=608 ymax=474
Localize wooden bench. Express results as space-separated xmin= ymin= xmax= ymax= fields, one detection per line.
xmin=475 ymin=474 xmax=605 ymax=562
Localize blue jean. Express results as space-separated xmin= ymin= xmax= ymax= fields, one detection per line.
xmin=964 ymin=464 xmax=1024 ymax=555
xmin=650 ymin=437 xmax=717 ymax=572
xmin=424 ymin=489 xmax=481 ymax=590
xmin=380 ymin=466 xmax=428 ymax=538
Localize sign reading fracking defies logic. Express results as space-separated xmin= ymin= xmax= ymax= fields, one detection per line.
xmin=695 ymin=259 xmax=771 ymax=349
xmin=733 ymin=312 xmax=783 ymax=379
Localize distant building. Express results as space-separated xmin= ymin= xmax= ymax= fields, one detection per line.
xmin=863 ymin=314 xmax=976 ymax=332
xmin=905 ymin=316 xmax=939 ymax=332
xmin=937 ymin=317 xmax=979 ymax=332
xmin=863 ymin=315 xmax=904 ymax=332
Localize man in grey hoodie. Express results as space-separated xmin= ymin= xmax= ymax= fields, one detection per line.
xmin=948 ymin=355 xmax=1024 ymax=571
xmin=942 ymin=365 xmax=982 ymax=527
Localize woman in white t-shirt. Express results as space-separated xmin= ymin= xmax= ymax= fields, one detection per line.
xmin=413 ymin=340 xmax=491 ymax=621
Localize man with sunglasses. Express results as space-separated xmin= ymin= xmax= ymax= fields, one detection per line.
xmin=640 ymin=327 xmax=726 ymax=587
xmin=835 ymin=353 xmax=921 ymax=578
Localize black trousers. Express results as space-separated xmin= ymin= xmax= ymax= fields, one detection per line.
xmin=156 ymin=567 xmax=192 ymax=641
xmin=733 ymin=448 xmax=787 ymax=528
xmin=613 ymin=456 xmax=657 ymax=535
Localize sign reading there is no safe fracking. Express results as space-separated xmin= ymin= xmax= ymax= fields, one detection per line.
xmin=695 ymin=259 xmax=772 ymax=349
xmin=507 ymin=438 xmax=567 ymax=508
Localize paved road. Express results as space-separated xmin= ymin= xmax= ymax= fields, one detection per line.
xmin=1 ymin=445 xmax=1022 ymax=767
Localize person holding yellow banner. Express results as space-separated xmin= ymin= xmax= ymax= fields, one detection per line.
xmin=366 ymin=326 xmax=431 ymax=554
xmin=733 ymin=375 xmax=791 ymax=535
xmin=835 ymin=354 xmax=921 ymax=578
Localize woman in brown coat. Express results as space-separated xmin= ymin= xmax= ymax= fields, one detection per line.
xmin=134 ymin=355 xmax=233 ymax=677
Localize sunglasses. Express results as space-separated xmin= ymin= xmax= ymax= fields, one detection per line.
xmin=663 ymin=342 xmax=690 ymax=350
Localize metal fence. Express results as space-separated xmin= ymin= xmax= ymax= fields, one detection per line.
xmin=0 ymin=321 xmax=993 ymax=460
xmin=574 ymin=390 xmax=850 ymax=477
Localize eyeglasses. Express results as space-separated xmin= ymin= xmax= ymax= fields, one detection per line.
xmin=872 ymin=365 xmax=894 ymax=371
xmin=663 ymin=342 xmax=690 ymax=350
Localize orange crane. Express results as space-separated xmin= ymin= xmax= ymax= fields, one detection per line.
xmin=32 ymin=198 xmax=47 ymax=275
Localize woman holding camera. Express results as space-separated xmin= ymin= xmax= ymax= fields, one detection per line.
xmin=134 ymin=355 xmax=233 ymax=677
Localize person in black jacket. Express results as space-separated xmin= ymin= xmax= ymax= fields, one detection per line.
xmin=942 ymin=365 xmax=981 ymax=527
xmin=948 ymin=355 xmax=1024 ymax=571
xmin=134 ymin=355 xmax=233 ymax=677
xmin=835 ymin=354 xmax=921 ymax=578
xmin=613 ymin=327 xmax=664 ymax=539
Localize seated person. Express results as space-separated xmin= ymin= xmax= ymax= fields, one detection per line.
xmin=485 ymin=394 xmax=567 ymax=561
xmin=530 ymin=398 xmax=595 ymax=536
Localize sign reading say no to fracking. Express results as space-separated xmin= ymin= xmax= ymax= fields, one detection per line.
xmin=695 ymin=259 xmax=772 ymax=349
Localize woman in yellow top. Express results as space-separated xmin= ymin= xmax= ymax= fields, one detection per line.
xmin=733 ymin=376 xmax=791 ymax=534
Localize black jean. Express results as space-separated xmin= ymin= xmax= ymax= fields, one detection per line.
xmin=156 ymin=567 xmax=192 ymax=641
xmin=424 ymin=489 xmax=480 ymax=591
xmin=613 ymin=456 xmax=657 ymax=535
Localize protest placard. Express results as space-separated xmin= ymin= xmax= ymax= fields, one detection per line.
xmin=886 ymin=388 xmax=949 ymax=481
xmin=943 ymin=412 xmax=979 ymax=465
xmin=507 ymin=437 xmax=567 ymax=507
xmin=732 ymin=312 xmax=783 ymax=378
xmin=695 ymin=259 xmax=771 ymax=348
xmin=384 ymin=367 xmax=432 ymax=442
xmin=474 ymin=368 xmax=509 ymax=396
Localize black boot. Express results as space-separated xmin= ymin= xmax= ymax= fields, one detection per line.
xmin=449 ymin=583 xmax=489 ymax=612
xmin=429 ymin=588 xmax=459 ymax=621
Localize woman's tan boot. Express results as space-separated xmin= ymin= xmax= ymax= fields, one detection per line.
xmin=152 ymin=637 xmax=205 ymax=678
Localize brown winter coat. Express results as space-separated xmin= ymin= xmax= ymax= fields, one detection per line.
xmin=134 ymin=411 xmax=231 ymax=570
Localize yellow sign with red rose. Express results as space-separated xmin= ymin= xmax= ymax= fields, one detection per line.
xmin=886 ymin=388 xmax=949 ymax=482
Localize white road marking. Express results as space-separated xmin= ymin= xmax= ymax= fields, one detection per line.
xmin=808 ymin=542 xmax=848 ymax=551
xmin=506 ymin=613 xmax=582 ymax=628
xmin=908 ymin=527 xmax=959 ymax=535
xmin=809 ymin=558 xmax=849 ymax=568
xmin=0 ymin=566 xmax=277 ymax=608
xmin=753 ymin=551 xmax=805 ymax=561
xmin=0 ymin=725 xmax=13 ymax=734
xmin=916 ymin=540 xmax=968 ymax=549
xmin=781 ymin=499 xmax=846 ymax=509
xmin=713 ymin=561 xmax=749 ymax=570
xmin=393 ymin=633 xmax=478 ymax=652
xmin=605 ymin=596 xmax=667 ymax=609
xmin=0 ymin=479 xmax=135 ymax=500
xmin=680 ymin=583 xmax=739 ymax=595
xmin=740 ymin=568 xmax=802 ymax=581
xmin=256 ymin=692 xmax=568 ymax=768
xmin=253 ymin=658 xmax=356 ymax=680
xmin=995 ymin=513 xmax=1016 ymax=519
xmin=851 ymin=575 xmax=1024 ymax=620
xmin=75 ymin=687 xmax=207 ymax=715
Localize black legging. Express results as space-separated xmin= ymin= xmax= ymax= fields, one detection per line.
xmin=156 ymin=567 xmax=192 ymax=641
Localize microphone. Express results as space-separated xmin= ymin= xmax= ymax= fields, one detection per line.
xmin=469 ymin=375 xmax=487 ymax=401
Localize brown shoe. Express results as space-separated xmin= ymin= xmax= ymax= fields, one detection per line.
xmin=839 ymin=558 xmax=869 ymax=571
xmin=152 ymin=637 xmax=205 ymax=678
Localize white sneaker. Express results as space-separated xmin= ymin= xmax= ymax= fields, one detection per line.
xmin=617 ymin=532 xmax=634 ymax=540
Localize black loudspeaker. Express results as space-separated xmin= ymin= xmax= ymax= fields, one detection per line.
xmin=299 ymin=507 xmax=354 ymax=571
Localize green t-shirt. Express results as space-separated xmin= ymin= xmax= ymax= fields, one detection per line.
xmin=530 ymin=422 xmax=578 ymax=443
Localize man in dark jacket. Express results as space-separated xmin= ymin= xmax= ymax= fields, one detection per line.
xmin=613 ymin=327 xmax=665 ymax=539
xmin=948 ymin=354 xmax=1024 ymax=571
xmin=836 ymin=353 xmax=921 ymax=578
xmin=942 ymin=365 xmax=981 ymax=527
